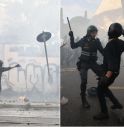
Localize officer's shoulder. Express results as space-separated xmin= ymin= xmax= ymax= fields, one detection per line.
xmin=118 ymin=38 xmax=124 ymax=46
xmin=110 ymin=38 xmax=124 ymax=45
xmin=106 ymin=40 xmax=114 ymax=48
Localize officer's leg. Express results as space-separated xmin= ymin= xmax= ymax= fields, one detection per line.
xmin=94 ymin=75 xmax=122 ymax=120
xmin=91 ymin=62 xmax=104 ymax=77
xmin=80 ymin=66 xmax=90 ymax=108
xmin=105 ymin=88 xmax=123 ymax=109
xmin=80 ymin=68 xmax=88 ymax=96
xmin=104 ymin=76 xmax=123 ymax=109
xmin=97 ymin=81 xmax=108 ymax=113
xmin=93 ymin=78 xmax=109 ymax=120
xmin=101 ymin=74 xmax=123 ymax=109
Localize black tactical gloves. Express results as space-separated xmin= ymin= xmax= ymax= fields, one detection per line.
xmin=69 ymin=31 xmax=74 ymax=38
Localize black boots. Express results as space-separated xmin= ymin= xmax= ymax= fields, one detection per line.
xmin=81 ymin=95 xmax=90 ymax=108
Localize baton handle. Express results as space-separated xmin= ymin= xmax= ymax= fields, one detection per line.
xmin=67 ymin=17 xmax=72 ymax=31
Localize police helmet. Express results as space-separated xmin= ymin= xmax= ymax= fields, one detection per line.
xmin=108 ymin=23 xmax=123 ymax=39
xmin=87 ymin=25 xmax=98 ymax=35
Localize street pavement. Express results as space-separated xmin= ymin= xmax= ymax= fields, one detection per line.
xmin=0 ymin=103 xmax=60 ymax=126
xmin=61 ymin=68 xmax=124 ymax=126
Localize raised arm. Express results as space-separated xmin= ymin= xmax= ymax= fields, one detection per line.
xmin=2 ymin=67 xmax=12 ymax=72
xmin=69 ymin=31 xmax=84 ymax=49
xmin=2 ymin=64 xmax=21 ymax=72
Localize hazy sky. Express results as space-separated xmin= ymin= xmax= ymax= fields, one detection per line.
xmin=61 ymin=0 xmax=101 ymax=20
xmin=0 ymin=0 xmax=60 ymax=44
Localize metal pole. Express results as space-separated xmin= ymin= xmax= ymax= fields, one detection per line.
xmin=44 ymin=42 xmax=50 ymax=77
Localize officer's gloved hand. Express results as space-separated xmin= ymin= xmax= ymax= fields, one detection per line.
xmin=69 ymin=31 xmax=74 ymax=38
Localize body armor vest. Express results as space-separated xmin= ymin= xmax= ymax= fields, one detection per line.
xmin=80 ymin=36 xmax=98 ymax=62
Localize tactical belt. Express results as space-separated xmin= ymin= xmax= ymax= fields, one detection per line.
xmin=81 ymin=51 xmax=97 ymax=57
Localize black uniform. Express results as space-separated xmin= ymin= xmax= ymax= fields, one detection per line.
xmin=97 ymin=38 xmax=124 ymax=113
xmin=70 ymin=35 xmax=104 ymax=96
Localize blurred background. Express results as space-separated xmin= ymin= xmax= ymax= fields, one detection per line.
xmin=0 ymin=0 xmax=60 ymax=103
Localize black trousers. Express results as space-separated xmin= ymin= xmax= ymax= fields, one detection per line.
xmin=97 ymin=73 xmax=121 ymax=113
xmin=79 ymin=61 xmax=103 ymax=96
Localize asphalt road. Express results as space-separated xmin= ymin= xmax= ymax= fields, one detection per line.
xmin=61 ymin=68 xmax=124 ymax=126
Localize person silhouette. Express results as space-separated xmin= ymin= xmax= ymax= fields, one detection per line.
xmin=0 ymin=60 xmax=20 ymax=92
xmin=69 ymin=25 xmax=104 ymax=108
xmin=94 ymin=23 xmax=124 ymax=120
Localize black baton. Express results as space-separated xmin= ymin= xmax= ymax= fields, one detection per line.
xmin=67 ymin=17 xmax=72 ymax=31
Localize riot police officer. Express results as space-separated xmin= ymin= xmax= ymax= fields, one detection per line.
xmin=94 ymin=23 xmax=124 ymax=120
xmin=69 ymin=25 xmax=104 ymax=108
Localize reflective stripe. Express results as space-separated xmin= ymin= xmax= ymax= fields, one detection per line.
xmin=82 ymin=51 xmax=90 ymax=55
xmin=81 ymin=52 xmax=90 ymax=56
xmin=81 ymin=51 xmax=97 ymax=57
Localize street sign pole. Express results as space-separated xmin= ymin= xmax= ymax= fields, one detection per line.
xmin=43 ymin=41 xmax=50 ymax=77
